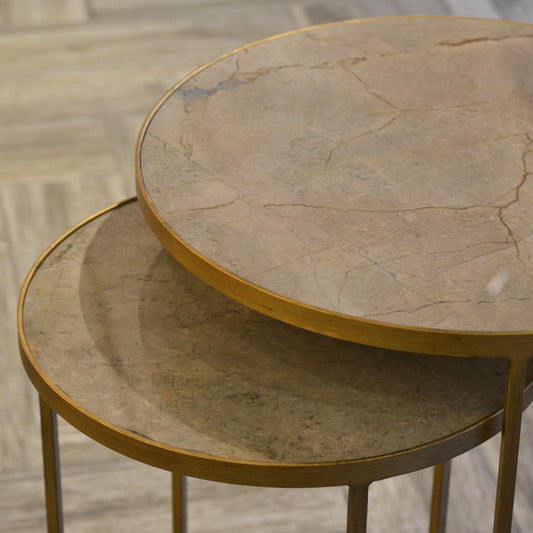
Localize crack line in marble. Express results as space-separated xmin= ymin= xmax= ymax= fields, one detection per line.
xmin=380 ymin=249 xmax=505 ymax=277
xmin=324 ymin=113 xmax=402 ymax=169
xmin=305 ymin=25 xmax=533 ymax=60
xmin=437 ymin=33 xmax=533 ymax=47
xmin=41 ymin=269 xmax=64 ymax=332
xmin=335 ymin=257 xmax=357 ymax=307
xmin=287 ymin=219 xmax=315 ymax=250
xmin=39 ymin=232 xmax=85 ymax=328
xmin=339 ymin=67 xmax=533 ymax=117
xmin=438 ymin=244 xmax=517 ymax=271
xmin=179 ymin=132 xmax=194 ymax=158
xmin=364 ymin=300 xmax=470 ymax=319
xmin=252 ymin=243 xmax=337 ymax=279
xmin=145 ymin=131 xmax=171 ymax=152
xmin=341 ymin=65 xmax=404 ymax=111
xmin=188 ymin=198 xmax=238 ymax=212
xmin=496 ymin=133 xmax=533 ymax=267
xmin=218 ymin=214 xmax=254 ymax=228
xmin=497 ymin=213 xmax=525 ymax=267
xmin=354 ymin=250 xmax=436 ymax=307
xmin=433 ymin=313 xmax=457 ymax=327
xmin=173 ymin=147 xmax=333 ymax=163
xmin=364 ymin=296 xmax=533 ymax=320
xmin=499 ymin=133 xmax=532 ymax=210
xmin=262 ymin=202 xmax=485 ymax=214
xmin=310 ymin=56 xmax=367 ymax=69
xmin=307 ymin=252 xmax=336 ymax=308
xmin=437 ymin=133 xmax=529 ymax=155
xmin=440 ymin=93 xmax=533 ymax=115
xmin=338 ymin=242 xmax=513 ymax=285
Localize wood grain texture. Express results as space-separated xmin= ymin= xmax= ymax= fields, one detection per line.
xmin=1 ymin=0 xmax=533 ymax=531
xmin=0 ymin=0 xmax=88 ymax=30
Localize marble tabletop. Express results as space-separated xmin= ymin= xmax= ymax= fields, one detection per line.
xmin=137 ymin=17 xmax=533 ymax=354
xmin=18 ymin=200 xmax=533 ymax=485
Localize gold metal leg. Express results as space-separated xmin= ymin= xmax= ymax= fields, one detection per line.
xmin=39 ymin=395 xmax=64 ymax=533
xmin=492 ymin=357 xmax=528 ymax=533
xmin=346 ymin=485 xmax=369 ymax=533
xmin=429 ymin=461 xmax=451 ymax=533
xmin=172 ymin=473 xmax=187 ymax=533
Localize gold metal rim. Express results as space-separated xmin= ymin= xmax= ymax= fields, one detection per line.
xmin=135 ymin=16 xmax=533 ymax=358
xmin=17 ymin=198 xmax=533 ymax=487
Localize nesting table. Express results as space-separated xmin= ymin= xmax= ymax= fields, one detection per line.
xmin=19 ymin=16 xmax=533 ymax=533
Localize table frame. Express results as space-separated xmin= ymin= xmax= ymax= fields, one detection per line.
xmin=135 ymin=21 xmax=533 ymax=526
xmin=20 ymin=199 xmax=532 ymax=533
xmin=137 ymin=135 xmax=533 ymax=533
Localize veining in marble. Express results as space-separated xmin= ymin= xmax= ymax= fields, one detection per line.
xmin=21 ymin=202 xmax=533 ymax=466
xmin=138 ymin=17 xmax=533 ymax=333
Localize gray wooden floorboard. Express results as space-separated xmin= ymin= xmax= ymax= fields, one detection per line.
xmin=1 ymin=0 xmax=533 ymax=531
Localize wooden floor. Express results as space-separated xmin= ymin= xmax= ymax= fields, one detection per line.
xmin=2 ymin=1 xmax=533 ymax=531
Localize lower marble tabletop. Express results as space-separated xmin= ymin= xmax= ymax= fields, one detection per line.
xmin=18 ymin=199 xmax=533 ymax=489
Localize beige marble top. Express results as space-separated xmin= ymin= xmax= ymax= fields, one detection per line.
xmin=138 ymin=17 xmax=533 ymax=337
xmin=20 ymin=201 xmax=533 ymax=475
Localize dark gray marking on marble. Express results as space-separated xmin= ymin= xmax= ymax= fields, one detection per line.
xmin=177 ymin=79 xmax=245 ymax=106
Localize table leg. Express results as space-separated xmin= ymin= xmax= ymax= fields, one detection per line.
xmin=429 ymin=461 xmax=451 ymax=533
xmin=493 ymin=357 xmax=528 ymax=533
xmin=172 ymin=473 xmax=187 ymax=533
xmin=39 ymin=395 xmax=64 ymax=533
xmin=346 ymin=485 xmax=369 ymax=533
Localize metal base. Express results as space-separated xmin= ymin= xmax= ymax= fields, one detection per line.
xmin=430 ymin=462 xmax=451 ymax=533
xmin=39 ymin=396 xmax=63 ymax=533
xmin=493 ymin=358 xmax=528 ymax=533
xmin=347 ymin=485 xmax=369 ymax=533
xmin=173 ymin=473 xmax=187 ymax=533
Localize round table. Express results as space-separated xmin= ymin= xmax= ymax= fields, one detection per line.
xmin=18 ymin=200 xmax=533 ymax=533
xmin=135 ymin=16 xmax=533 ymax=532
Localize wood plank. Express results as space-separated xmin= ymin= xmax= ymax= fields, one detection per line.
xmin=0 ymin=117 xmax=129 ymax=285
xmin=298 ymin=0 xmax=450 ymax=25
xmin=0 ymin=229 xmax=42 ymax=472
xmin=0 ymin=460 xmax=347 ymax=533
xmin=0 ymin=0 xmax=88 ymax=30
xmin=102 ymin=113 xmax=147 ymax=186
xmin=0 ymin=4 xmax=296 ymax=125
xmin=89 ymin=0 xmax=256 ymax=14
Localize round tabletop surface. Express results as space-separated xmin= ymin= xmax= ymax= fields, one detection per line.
xmin=137 ymin=17 xmax=533 ymax=355
xmin=18 ymin=200 xmax=533 ymax=486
